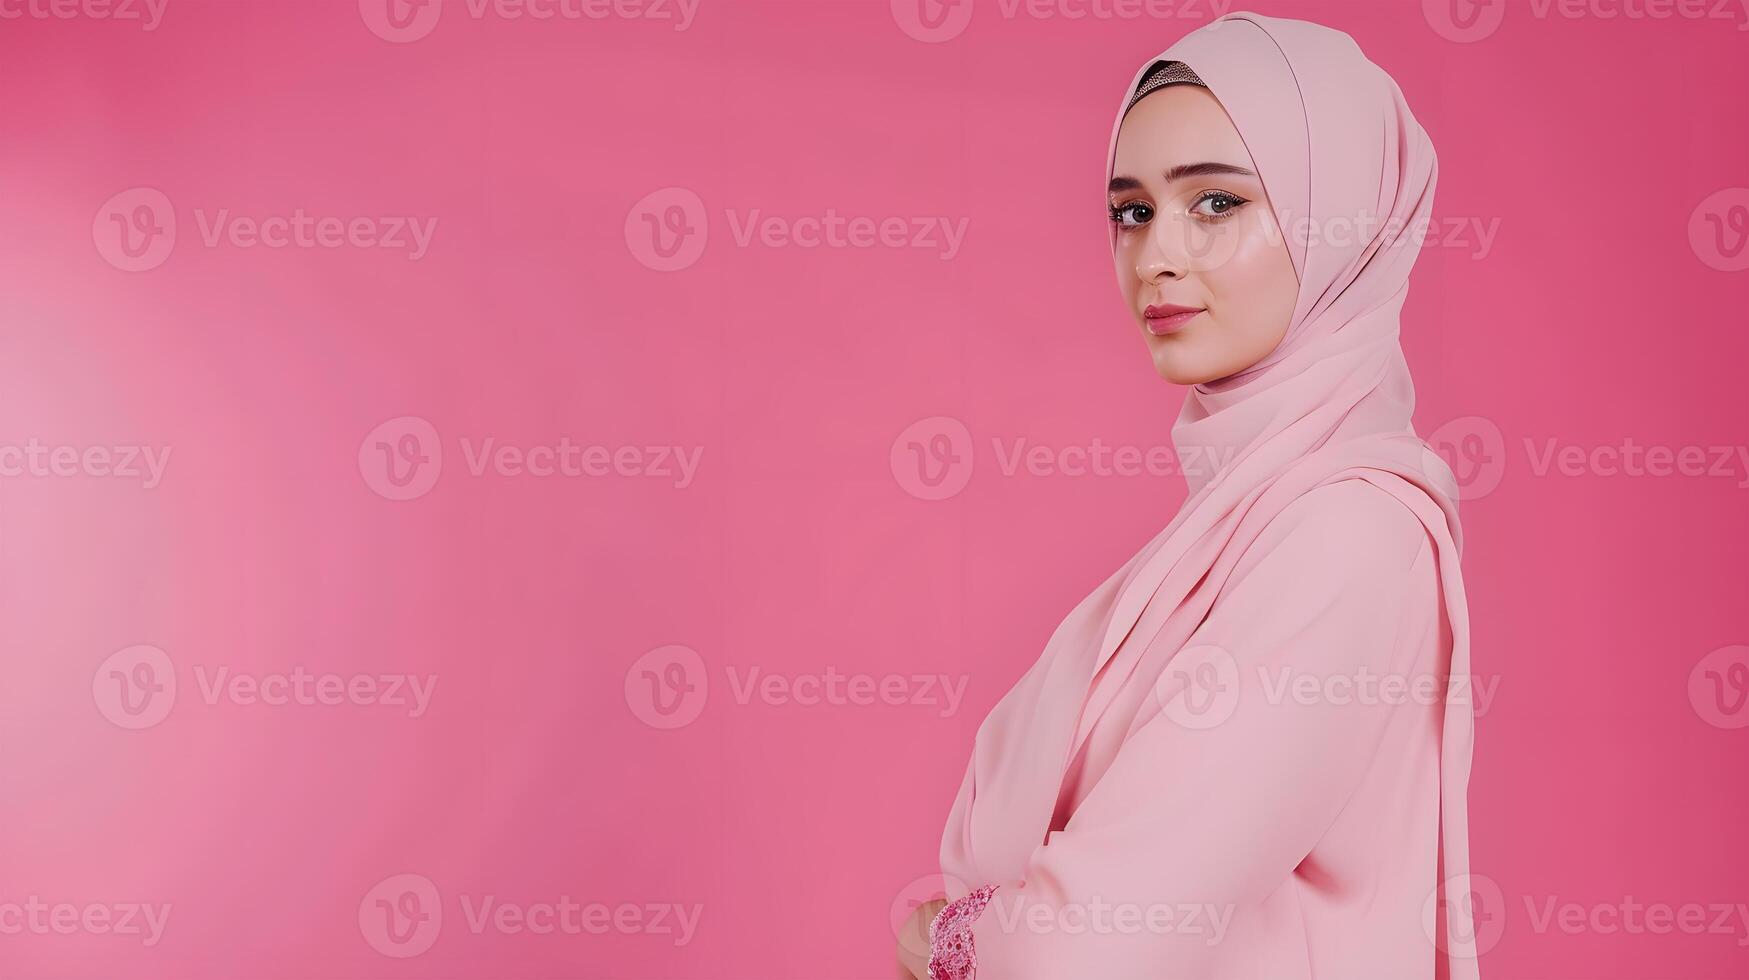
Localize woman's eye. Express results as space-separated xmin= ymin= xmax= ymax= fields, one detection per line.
xmin=1190 ymin=192 xmax=1248 ymax=219
xmin=1109 ymin=202 xmax=1153 ymax=228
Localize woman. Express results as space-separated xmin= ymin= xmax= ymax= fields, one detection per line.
xmin=896 ymin=12 xmax=1478 ymax=980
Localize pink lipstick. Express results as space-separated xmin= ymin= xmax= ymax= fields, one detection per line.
xmin=1144 ymin=303 xmax=1204 ymax=336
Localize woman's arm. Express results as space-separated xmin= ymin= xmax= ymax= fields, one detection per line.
xmin=944 ymin=478 xmax=1442 ymax=977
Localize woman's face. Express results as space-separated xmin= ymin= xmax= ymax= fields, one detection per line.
xmin=1109 ymin=84 xmax=1299 ymax=385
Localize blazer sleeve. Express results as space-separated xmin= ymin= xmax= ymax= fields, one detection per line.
xmin=946 ymin=478 xmax=1442 ymax=977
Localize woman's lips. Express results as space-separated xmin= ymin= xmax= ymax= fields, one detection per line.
xmin=1144 ymin=304 xmax=1204 ymax=336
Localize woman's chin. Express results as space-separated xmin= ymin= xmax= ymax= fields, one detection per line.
xmin=1145 ymin=328 xmax=1268 ymax=387
xmin=1148 ymin=345 xmax=1220 ymax=386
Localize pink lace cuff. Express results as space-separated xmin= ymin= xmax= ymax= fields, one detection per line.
xmin=926 ymin=883 xmax=998 ymax=980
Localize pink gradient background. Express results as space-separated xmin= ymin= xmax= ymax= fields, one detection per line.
xmin=2 ymin=0 xmax=1746 ymax=976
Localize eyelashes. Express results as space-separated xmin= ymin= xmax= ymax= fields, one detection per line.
xmin=1107 ymin=200 xmax=1153 ymax=229
xmin=1189 ymin=190 xmax=1249 ymax=219
xmin=1107 ymin=190 xmax=1251 ymax=231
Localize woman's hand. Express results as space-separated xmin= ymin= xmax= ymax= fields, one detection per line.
xmin=895 ymin=897 xmax=947 ymax=979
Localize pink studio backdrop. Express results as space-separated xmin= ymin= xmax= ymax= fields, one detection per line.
xmin=2 ymin=0 xmax=1746 ymax=977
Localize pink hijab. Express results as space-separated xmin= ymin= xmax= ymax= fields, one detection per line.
xmin=937 ymin=11 xmax=1477 ymax=976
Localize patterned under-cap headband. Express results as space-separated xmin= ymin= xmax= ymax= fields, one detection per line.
xmin=1123 ymin=60 xmax=1208 ymax=115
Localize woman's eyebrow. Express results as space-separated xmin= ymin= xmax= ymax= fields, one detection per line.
xmin=1108 ymin=162 xmax=1257 ymax=193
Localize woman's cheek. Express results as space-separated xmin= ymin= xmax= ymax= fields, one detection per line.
xmin=1204 ymin=216 xmax=1275 ymax=290
xmin=1206 ymin=218 xmax=1295 ymax=331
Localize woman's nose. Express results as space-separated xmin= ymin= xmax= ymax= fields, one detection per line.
xmin=1136 ymin=250 xmax=1184 ymax=283
xmin=1135 ymin=215 xmax=1191 ymax=282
